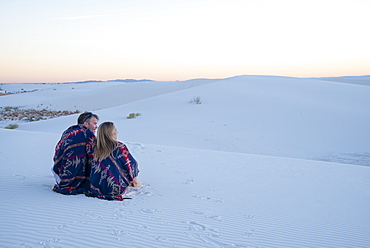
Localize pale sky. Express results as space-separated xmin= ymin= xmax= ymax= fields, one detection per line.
xmin=0 ymin=0 xmax=369 ymax=83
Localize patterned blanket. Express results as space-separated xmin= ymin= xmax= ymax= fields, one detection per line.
xmin=87 ymin=142 xmax=139 ymax=201
xmin=52 ymin=124 xmax=95 ymax=194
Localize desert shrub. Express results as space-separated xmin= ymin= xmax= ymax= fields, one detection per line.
xmin=4 ymin=124 xmax=19 ymax=129
xmin=189 ymin=96 xmax=202 ymax=104
xmin=127 ymin=113 xmax=141 ymax=119
xmin=0 ymin=89 xmax=38 ymax=96
xmin=0 ymin=107 xmax=80 ymax=122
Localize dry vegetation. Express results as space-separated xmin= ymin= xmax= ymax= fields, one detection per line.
xmin=126 ymin=113 xmax=142 ymax=119
xmin=0 ymin=107 xmax=80 ymax=122
xmin=1 ymin=87 xmax=80 ymax=127
xmin=0 ymin=88 xmax=38 ymax=96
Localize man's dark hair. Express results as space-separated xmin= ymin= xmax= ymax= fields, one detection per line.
xmin=77 ymin=112 xmax=99 ymax=124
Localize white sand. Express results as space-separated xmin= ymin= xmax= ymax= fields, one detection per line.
xmin=1 ymin=75 xmax=369 ymax=247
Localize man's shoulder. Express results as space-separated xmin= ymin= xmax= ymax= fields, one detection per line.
xmin=63 ymin=125 xmax=95 ymax=138
xmin=65 ymin=124 xmax=83 ymax=132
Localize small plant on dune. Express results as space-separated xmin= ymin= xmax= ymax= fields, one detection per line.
xmin=126 ymin=113 xmax=141 ymax=119
xmin=4 ymin=124 xmax=19 ymax=129
xmin=189 ymin=96 xmax=202 ymax=104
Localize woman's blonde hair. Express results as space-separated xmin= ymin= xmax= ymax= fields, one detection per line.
xmin=94 ymin=122 xmax=117 ymax=161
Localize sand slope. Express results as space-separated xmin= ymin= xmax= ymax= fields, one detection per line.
xmin=1 ymin=76 xmax=370 ymax=247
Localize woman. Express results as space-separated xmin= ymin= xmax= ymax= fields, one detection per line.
xmin=87 ymin=122 xmax=141 ymax=201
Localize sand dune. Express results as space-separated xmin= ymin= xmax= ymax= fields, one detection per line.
xmin=1 ymin=75 xmax=369 ymax=247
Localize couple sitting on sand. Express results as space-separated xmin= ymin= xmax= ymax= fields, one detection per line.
xmin=52 ymin=112 xmax=141 ymax=201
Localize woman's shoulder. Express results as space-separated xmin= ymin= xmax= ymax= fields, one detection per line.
xmin=115 ymin=141 xmax=130 ymax=156
xmin=117 ymin=141 xmax=128 ymax=151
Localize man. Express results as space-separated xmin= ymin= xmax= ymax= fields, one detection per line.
xmin=52 ymin=112 xmax=99 ymax=194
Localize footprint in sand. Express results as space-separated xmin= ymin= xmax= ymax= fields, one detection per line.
xmin=182 ymin=179 xmax=194 ymax=184
xmin=242 ymin=229 xmax=256 ymax=237
xmin=140 ymin=208 xmax=158 ymax=213
xmin=39 ymin=238 xmax=61 ymax=246
xmin=185 ymin=220 xmax=219 ymax=234
xmin=191 ymin=195 xmax=224 ymax=203
xmin=191 ymin=211 xmax=223 ymax=222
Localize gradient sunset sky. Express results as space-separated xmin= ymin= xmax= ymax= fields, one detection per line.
xmin=1 ymin=0 xmax=369 ymax=83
